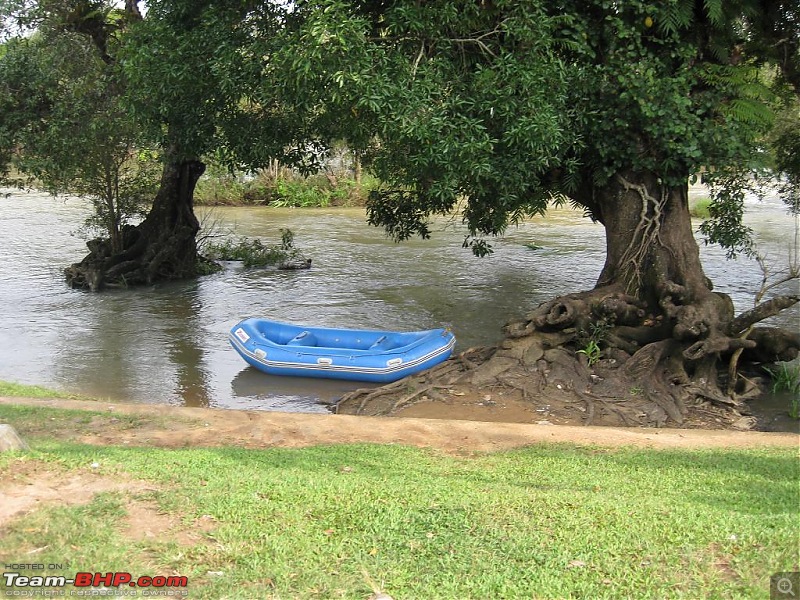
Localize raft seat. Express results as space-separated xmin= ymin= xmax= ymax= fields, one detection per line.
xmin=369 ymin=335 xmax=396 ymax=350
xmin=287 ymin=331 xmax=317 ymax=346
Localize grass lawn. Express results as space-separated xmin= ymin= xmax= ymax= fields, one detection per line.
xmin=0 ymin=380 xmax=77 ymax=398
xmin=0 ymin=403 xmax=798 ymax=599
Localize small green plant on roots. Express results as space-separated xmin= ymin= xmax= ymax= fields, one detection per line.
xmin=763 ymin=362 xmax=800 ymax=419
xmin=576 ymin=318 xmax=611 ymax=366
xmin=577 ymin=340 xmax=602 ymax=366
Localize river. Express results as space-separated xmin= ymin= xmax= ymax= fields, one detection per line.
xmin=0 ymin=187 xmax=797 ymax=413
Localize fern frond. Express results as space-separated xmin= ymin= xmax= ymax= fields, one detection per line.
xmin=722 ymin=98 xmax=774 ymax=126
xmin=659 ymin=0 xmax=693 ymax=35
xmin=706 ymin=38 xmax=730 ymax=63
xmin=703 ymin=0 xmax=724 ymax=26
xmin=548 ymin=192 xmax=569 ymax=208
xmin=561 ymin=160 xmax=581 ymax=194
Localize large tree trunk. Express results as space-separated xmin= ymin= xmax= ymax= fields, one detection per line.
xmin=337 ymin=169 xmax=799 ymax=428
xmin=65 ymin=155 xmax=206 ymax=291
xmin=593 ymin=170 xmax=738 ymax=361
xmin=596 ymin=171 xmax=710 ymax=302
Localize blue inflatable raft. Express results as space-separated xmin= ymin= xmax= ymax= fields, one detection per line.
xmin=229 ymin=318 xmax=456 ymax=383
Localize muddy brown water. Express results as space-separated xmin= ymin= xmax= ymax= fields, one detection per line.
xmin=0 ymin=187 xmax=797 ymax=427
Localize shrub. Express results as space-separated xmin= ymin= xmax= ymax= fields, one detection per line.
xmin=202 ymin=229 xmax=307 ymax=268
xmin=764 ymin=362 xmax=800 ymax=419
xmin=194 ymin=164 xmax=380 ymax=208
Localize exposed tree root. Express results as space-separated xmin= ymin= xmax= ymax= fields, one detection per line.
xmin=65 ymin=158 xmax=206 ymax=291
xmin=730 ymin=295 xmax=800 ymax=334
xmin=64 ymin=223 xmax=202 ymax=291
xmin=335 ymin=285 xmax=799 ymax=429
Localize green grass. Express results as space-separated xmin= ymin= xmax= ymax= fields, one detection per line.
xmin=0 ymin=380 xmax=66 ymax=397
xmin=765 ymin=362 xmax=800 ymax=395
xmin=764 ymin=362 xmax=800 ymax=419
xmin=0 ymin=403 xmax=156 ymax=439
xmin=0 ymin=406 xmax=797 ymax=599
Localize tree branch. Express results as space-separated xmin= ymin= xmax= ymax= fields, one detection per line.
xmin=730 ymin=295 xmax=800 ymax=334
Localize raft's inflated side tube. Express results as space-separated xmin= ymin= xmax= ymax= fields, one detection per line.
xmin=229 ymin=318 xmax=455 ymax=383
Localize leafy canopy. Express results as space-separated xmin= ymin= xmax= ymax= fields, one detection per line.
xmin=2 ymin=0 xmax=796 ymax=260
xmin=0 ymin=9 xmax=158 ymax=246
xmin=262 ymin=0 xmax=793 ymax=255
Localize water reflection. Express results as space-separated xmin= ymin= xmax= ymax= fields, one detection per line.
xmin=230 ymin=368 xmax=369 ymax=412
xmin=158 ymin=282 xmax=213 ymax=408
xmin=0 ymin=188 xmax=797 ymax=412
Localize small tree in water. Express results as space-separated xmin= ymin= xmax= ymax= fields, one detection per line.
xmin=1 ymin=0 xmax=299 ymax=290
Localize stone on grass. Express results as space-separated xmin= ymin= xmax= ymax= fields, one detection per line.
xmin=0 ymin=424 xmax=29 ymax=451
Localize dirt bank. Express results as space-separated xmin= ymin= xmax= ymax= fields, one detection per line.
xmin=1 ymin=396 xmax=797 ymax=452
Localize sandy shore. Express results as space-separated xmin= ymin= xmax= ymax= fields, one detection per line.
xmin=1 ymin=396 xmax=797 ymax=453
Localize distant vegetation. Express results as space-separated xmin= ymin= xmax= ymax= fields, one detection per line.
xmin=194 ymin=160 xmax=380 ymax=208
xmin=689 ymin=196 xmax=713 ymax=219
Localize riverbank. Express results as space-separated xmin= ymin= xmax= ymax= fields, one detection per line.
xmin=194 ymin=170 xmax=376 ymax=208
xmin=193 ymin=177 xmax=715 ymax=209
xmin=1 ymin=397 xmax=797 ymax=599
xmin=1 ymin=396 xmax=797 ymax=451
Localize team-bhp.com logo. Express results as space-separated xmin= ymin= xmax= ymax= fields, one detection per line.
xmin=3 ymin=570 xmax=188 ymax=596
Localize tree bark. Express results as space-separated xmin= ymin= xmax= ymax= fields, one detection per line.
xmin=595 ymin=170 xmax=710 ymax=303
xmin=591 ymin=170 xmax=739 ymax=358
xmin=125 ymin=1 xmax=143 ymax=22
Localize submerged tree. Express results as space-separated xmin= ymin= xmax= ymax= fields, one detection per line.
xmin=0 ymin=1 xmax=157 ymax=277
xmin=281 ymin=0 xmax=800 ymax=424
